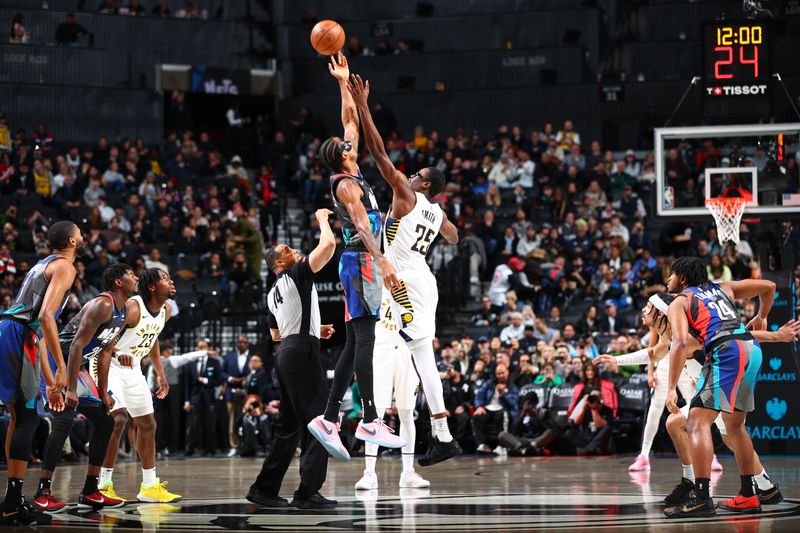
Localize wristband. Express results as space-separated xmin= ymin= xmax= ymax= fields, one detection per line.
xmin=614 ymin=348 xmax=650 ymax=366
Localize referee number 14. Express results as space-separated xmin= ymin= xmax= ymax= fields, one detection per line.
xmin=272 ymin=287 xmax=284 ymax=307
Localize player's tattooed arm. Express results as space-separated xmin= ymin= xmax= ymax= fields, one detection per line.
xmin=347 ymin=74 xmax=414 ymax=211
xmin=66 ymin=298 xmax=113 ymax=407
xmin=329 ymin=52 xmax=359 ymax=155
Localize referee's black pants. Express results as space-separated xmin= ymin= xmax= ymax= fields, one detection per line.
xmin=253 ymin=335 xmax=329 ymax=499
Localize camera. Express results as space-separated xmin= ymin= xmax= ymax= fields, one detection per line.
xmin=587 ymin=391 xmax=601 ymax=405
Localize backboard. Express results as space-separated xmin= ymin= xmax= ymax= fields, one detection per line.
xmin=654 ymin=122 xmax=800 ymax=219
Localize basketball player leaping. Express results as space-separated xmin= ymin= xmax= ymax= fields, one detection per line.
xmin=348 ymin=73 xmax=462 ymax=466
xmin=594 ymin=292 xmax=798 ymax=509
xmin=307 ymin=52 xmax=406 ymax=460
xmin=97 ymin=268 xmax=180 ymax=503
xmin=664 ymin=257 xmax=777 ymax=517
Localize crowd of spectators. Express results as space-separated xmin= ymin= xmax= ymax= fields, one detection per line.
xmin=2 ymin=101 xmax=799 ymax=464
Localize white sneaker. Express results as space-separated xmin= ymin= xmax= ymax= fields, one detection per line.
xmin=476 ymin=443 xmax=493 ymax=454
xmin=493 ymin=446 xmax=507 ymax=456
xmin=355 ymin=470 xmax=378 ymax=490
xmin=399 ymin=470 xmax=430 ymax=489
xmin=227 ymin=448 xmax=238 ymax=458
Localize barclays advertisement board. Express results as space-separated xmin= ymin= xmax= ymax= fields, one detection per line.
xmin=756 ymin=274 xmax=799 ymax=384
xmin=747 ymin=383 xmax=800 ymax=454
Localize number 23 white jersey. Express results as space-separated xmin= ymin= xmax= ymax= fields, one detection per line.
xmin=384 ymin=192 xmax=443 ymax=272
xmin=114 ymin=295 xmax=167 ymax=365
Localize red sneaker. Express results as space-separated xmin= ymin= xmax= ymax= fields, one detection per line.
xmin=718 ymin=494 xmax=762 ymax=514
xmin=33 ymin=492 xmax=67 ymax=514
xmin=78 ymin=491 xmax=126 ymax=510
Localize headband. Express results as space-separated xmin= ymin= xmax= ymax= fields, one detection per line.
xmin=648 ymin=294 xmax=669 ymax=314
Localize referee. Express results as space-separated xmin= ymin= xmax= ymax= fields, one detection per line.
xmin=246 ymin=208 xmax=338 ymax=510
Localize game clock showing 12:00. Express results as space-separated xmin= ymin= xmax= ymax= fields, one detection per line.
xmin=704 ymin=22 xmax=770 ymax=97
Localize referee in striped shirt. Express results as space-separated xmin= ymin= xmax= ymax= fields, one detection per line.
xmin=246 ymin=208 xmax=338 ymax=510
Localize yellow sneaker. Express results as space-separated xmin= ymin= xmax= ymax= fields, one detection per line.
xmin=137 ymin=479 xmax=182 ymax=503
xmin=98 ymin=482 xmax=128 ymax=503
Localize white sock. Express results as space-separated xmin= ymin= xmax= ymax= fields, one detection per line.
xmin=432 ymin=417 xmax=453 ymax=443
xmin=754 ymin=469 xmax=774 ymax=490
xmin=399 ymin=409 xmax=416 ymax=471
xmin=682 ymin=464 xmax=695 ymax=483
xmin=364 ymin=443 xmax=378 ymax=474
xmin=142 ymin=467 xmax=157 ymax=487
xmin=99 ymin=468 xmax=114 ymax=487
xmin=402 ymin=453 xmax=415 ymax=473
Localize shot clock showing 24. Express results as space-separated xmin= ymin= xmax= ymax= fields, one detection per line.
xmin=704 ymin=20 xmax=770 ymax=97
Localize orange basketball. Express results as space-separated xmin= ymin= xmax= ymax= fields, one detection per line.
xmin=310 ymin=20 xmax=345 ymax=56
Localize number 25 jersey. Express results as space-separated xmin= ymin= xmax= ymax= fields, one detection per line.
xmin=114 ymin=295 xmax=166 ymax=365
xmin=384 ymin=192 xmax=443 ymax=273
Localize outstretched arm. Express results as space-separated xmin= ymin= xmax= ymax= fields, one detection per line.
xmin=329 ymin=52 xmax=359 ymax=154
xmin=308 ymin=208 xmax=336 ymax=273
xmin=348 ymin=74 xmax=413 ymax=206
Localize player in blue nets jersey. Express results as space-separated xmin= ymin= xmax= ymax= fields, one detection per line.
xmin=307 ymin=51 xmax=406 ymax=461
xmin=664 ymin=257 xmax=777 ymax=517
xmin=0 ymin=221 xmax=82 ymax=526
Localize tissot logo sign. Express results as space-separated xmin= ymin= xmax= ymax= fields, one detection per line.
xmin=706 ymin=84 xmax=767 ymax=96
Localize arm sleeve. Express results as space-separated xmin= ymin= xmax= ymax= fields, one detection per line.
xmin=267 ymin=309 xmax=278 ymax=330
xmin=167 ymin=350 xmax=208 ymax=369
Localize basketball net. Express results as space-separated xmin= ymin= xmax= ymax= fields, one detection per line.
xmin=705 ymin=197 xmax=747 ymax=245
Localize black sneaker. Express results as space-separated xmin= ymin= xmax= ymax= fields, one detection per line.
xmin=757 ymin=484 xmax=784 ymax=505
xmin=290 ymin=492 xmax=337 ymax=510
xmin=663 ymin=478 xmax=695 ymax=506
xmin=1 ymin=498 xmax=53 ymax=526
xmin=664 ymin=497 xmax=716 ymax=518
xmin=418 ymin=437 xmax=462 ymax=467
xmin=246 ymin=487 xmax=289 ymax=508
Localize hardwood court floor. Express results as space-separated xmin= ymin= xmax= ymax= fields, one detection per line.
xmin=25 ymin=454 xmax=800 ymax=532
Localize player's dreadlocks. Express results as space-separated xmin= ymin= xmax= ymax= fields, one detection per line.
xmin=671 ymin=256 xmax=708 ymax=288
xmin=138 ymin=268 xmax=165 ymax=306
xmin=319 ymin=137 xmax=346 ymax=172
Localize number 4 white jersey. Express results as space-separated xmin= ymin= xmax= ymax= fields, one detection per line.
xmin=384 ymin=192 xmax=443 ymax=272
xmin=114 ymin=295 xmax=167 ymax=365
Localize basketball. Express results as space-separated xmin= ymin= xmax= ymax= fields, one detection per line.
xmin=310 ymin=20 xmax=345 ymax=56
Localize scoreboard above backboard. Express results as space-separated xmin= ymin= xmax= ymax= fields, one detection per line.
xmin=703 ymin=20 xmax=771 ymax=98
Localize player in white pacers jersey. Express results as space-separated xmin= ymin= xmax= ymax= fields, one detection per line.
xmin=356 ymin=294 xmax=428 ymax=490
xmin=349 ymin=74 xmax=461 ymax=466
xmin=97 ymin=268 xmax=180 ymax=504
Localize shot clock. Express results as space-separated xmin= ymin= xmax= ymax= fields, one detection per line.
xmin=703 ymin=21 xmax=771 ymax=98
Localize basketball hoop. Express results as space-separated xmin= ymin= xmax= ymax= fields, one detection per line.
xmin=705 ymin=197 xmax=747 ymax=245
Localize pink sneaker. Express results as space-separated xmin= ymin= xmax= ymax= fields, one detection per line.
xmin=307 ymin=415 xmax=350 ymax=461
xmin=356 ymin=419 xmax=407 ymax=448
xmin=628 ymin=454 xmax=650 ymax=472
xmin=711 ymin=455 xmax=724 ymax=472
